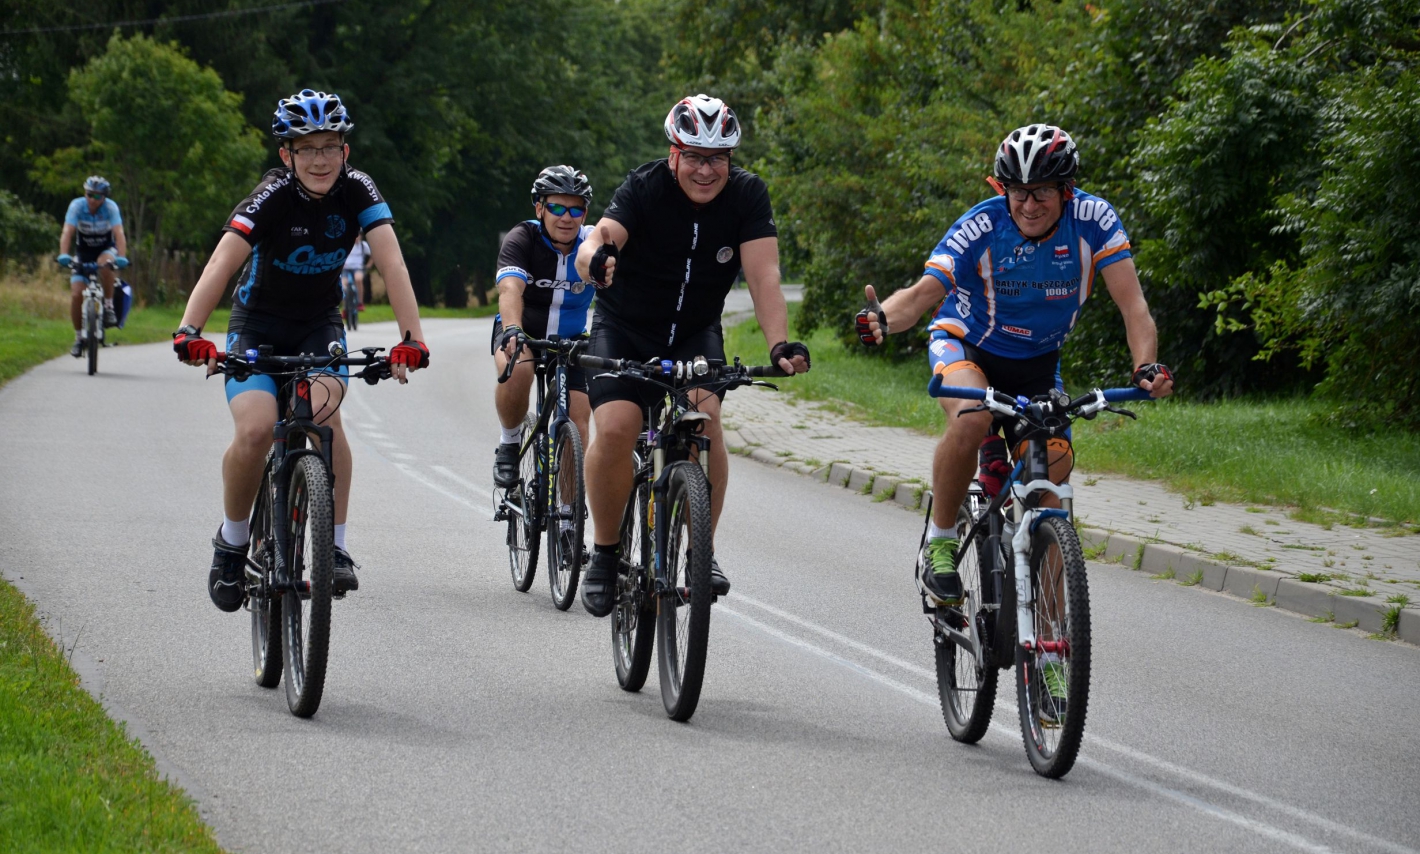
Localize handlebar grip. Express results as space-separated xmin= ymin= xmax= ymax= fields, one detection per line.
xmin=577 ymin=354 xmax=622 ymax=371
xmin=748 ymin=364 xmax=790 ymax=378
xmin=927 ymin=374 xmax=987 ymax=400
xmin=1103 ymin=387 xmax=1154 ymax=402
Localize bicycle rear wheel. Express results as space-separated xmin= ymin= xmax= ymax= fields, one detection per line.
xmin=507 ymin=414 xmax=541 ymax=592
xmin=281 ymin=455 xmax=334 ymax=718
xmin=248 ymin=470 xmax=282 ymax=688
xmin=546 ymin=421 xmax=585 ymax=611
xmin=613 ymin=477 xmax=654 ymax=691
xmin=344 ymin=281 xmax=359 ymax=331
xmin=85 ymin=299 xmax=100 ymax=376
xmin=655 ymin=462 xmax=713 ymax=721
xmin=1016 ymin=514 xmax=1090 ymax=778
xmin=937 ymin=494 xmax=999 ymax=743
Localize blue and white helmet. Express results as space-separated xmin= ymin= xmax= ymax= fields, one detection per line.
xmin=664 ymin=94 xmax=740 ymax=150
xmin=83 ymin=175 xmax=110 ymax=196
xmin=271 ymin=89 xmax=355 ymax=139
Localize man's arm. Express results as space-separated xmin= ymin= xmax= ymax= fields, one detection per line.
xmin=575 ymin=219 xmax=628 ymax=284
xmin=59 ymin=224 xmax=75 ymax=256
xmin=111 ymin=224 xmax=127 ymax=259
xmin=365 ymin=224 xmax=425 ymax=345
xmin=741 ymin=236 xmax=809 ymax=374
xmin=1100 ymin=258 xmax=1173 ymax=397
xmin=878 ymin=276 xmax=948 ymax=334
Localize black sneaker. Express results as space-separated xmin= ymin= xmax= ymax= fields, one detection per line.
xmin=70 ymin=339 xmax=84 ymax=358
xmin=581 ymin=549 xmax=619 ymax=618
xmin=333 ymin=547 xmax=360 ymax=595
xmin=919 ymin=537 xmax=964 ymax=605
xmin=103 ymin=306 xmax=118 ymax=328
xmin=493 ymin=443 xmax=519 ymax=487
xmin=709 ymin=555 xmax=731 ymax=596
xmin=209 ymin=531 xmax=248 ymax=613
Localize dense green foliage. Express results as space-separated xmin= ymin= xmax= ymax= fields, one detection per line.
xmin=0 ymin=192 xmax=56 ymax=266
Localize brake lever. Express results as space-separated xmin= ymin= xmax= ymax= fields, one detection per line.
xmin=751 ymin=380 xmax=779 ymax=391
xmin=956 ymin=403 xmax=990 ymax=418
xmin=1103 ymin=405 xmax=1138 ymax=420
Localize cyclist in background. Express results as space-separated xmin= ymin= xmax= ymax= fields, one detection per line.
xmin=856 ymin=124 xmax=1173 ymax=605
xmin=172 ymin=89 xmax=429 ymax=613
xmin=343 ymin=230 xmax=370 ymax=319
xmin=56 ymin=176 xmax=128 ymax=357
xmin=573 ymin=94 xmax=810 ymax=618
xmin=491 ymin=165 xmax=595 ymax=490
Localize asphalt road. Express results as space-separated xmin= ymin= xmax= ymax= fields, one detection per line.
xmin=2 ymin=318 xmax=1417 ymax=854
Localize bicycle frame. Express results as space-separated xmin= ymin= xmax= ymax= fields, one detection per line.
xmin=505 ymin=336 xmax=584 ymax=524
xmin=259 ymin=374 xmax=336 ymax=596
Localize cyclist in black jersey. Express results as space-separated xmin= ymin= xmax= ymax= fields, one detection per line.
xmin=491 ymin=165 xmax=594 ymax=488
xmin=172 ymin=89 xmax=430 ymax=613
xmin=573 ymin=94 xmax=811 ymax=617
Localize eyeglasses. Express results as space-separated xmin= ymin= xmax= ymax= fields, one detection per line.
xmin=543 ymin=202 xmax=586 ymax=218
xmin=675 ymin=147 xmax=731 ymax=170
xmin=86 ymin=192 xmax=106 ymax=200
xmin=289 ymin=144 xmax=343 ymax=160
xmin=1004 ymin=184 xmax=1062 ymax=203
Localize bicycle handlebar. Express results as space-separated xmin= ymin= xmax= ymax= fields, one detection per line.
xmin=927 ymin=372 xmax=1155 ymax=415
xmin=576 ymin=354 xmax=789 ymax=379
xmin=214 ymin=347 xmax=393 ymax=385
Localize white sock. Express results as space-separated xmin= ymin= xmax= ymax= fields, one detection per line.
xmin=499 ymin=424 xmax=522 ymax=445
xmin=221 ymin=516 xmax=250 ymax=547
xmin=75 ymin=330 xmax=84 ymax=341
xmin=928 ymin=520 xmax=955 ymax=541
xmin=334 ymin=523 xmax=347 ymax=551
xmin=104 ymin=298 xmax=114 ymax=309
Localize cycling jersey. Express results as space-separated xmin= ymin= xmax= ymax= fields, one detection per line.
xmin=597 ymin=160 xmax=776 ymax=348
xmin=64 ymin=197 xmax=122 ymax=251
xmin=923 ymin=191 xmax=1131 ymax=359
xmin=496 ymin=220 xmax=594 ymax=339
xmin=223 ymin=165 xmax=393 ymax=320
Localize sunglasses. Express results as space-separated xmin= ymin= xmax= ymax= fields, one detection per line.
xmin=543 ymin=202 xmax=586 ymax=218
xmin=86 ymin=193 xmax=106 ymax=200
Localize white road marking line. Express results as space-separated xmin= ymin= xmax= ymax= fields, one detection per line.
xmin=430 ymin=465 xmax=496 ymax=505
xmin=720 ymin=606 xmax=1384 ymax=854
xmin=392 ymin=463 xmax=484 ymax=511
xmin=734 ymin=592 xmax=934 ymax=680
xmin=390 ymin=453 xmax=416 ymax=460
xmin=345 ymin=393 xmax=382 ymax=423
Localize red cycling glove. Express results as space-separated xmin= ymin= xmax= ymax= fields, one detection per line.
xmin=390 ymin=334 xmax=430 ymax=369
xmin=173 ymin=329 xmax=216 ymax=362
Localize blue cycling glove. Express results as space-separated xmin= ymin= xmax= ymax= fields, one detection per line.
xmin=113 ymin=256 xmax=129 ymax=269
xmin=56 ymin=254 xmax=73 ymax=267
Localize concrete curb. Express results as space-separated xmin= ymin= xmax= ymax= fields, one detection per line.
xmin=733 ymin=446 xmax=1420 ymax=645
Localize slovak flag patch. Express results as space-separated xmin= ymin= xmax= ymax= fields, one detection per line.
xmin=230 ymin=214 xmax=255 ymax=235
xmin=1054 ymin=245 xmax=1069 ymax=258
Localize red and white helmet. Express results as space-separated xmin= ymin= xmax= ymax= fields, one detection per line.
xmin=994 ymin=124 xmax=1079 ymax=184
xmin=664 ymin=94 xmax=741 ymax=150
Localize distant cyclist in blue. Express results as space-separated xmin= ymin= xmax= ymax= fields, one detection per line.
xmin=56 ymin=176 xmax=129 ymax=356
xmin=855 ymin=124 xmax=1175 ymax=604
xmin=490 ymin=165 xmax=594 ymax=488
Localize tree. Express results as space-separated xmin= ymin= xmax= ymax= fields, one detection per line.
xmin=0 ymin=191 xmax=57 ymax=267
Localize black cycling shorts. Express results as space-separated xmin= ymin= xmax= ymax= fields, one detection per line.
xmin=586 ymin=315 xmax=727 ymax=412
xmin=224 ymin=308 xmax=347 ymax=401
xmin=491 ymin=308 xmax=589 ymax=392
xmin=76 ymin=243 xmax=117 ymax=264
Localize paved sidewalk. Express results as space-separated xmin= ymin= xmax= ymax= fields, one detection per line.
xmin=721 ymin=385 xmax=1420 ymax=643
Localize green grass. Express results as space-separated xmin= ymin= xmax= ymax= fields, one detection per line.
xmin=0 ymin=582 xmax=224 ymax=853
xmin=357 ymin=302 xmax=497 ymax=323
xmin=726 ymin=305 xmax=1420 ymax=526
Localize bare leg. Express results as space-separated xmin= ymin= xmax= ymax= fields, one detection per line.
xmin=931 ymin=369 xmax=992 ymax=530
xmin=585 ymin=400 xmax=641 ymax=547
xmin=224 ymin=391 xmax=279 ymax=521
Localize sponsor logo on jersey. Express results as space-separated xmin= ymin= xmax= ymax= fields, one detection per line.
xmin=1003 ymin=325 xmax=1033 ymax=337
xmin=1054 ymin=245 xmax=1069 ymax=257
xmin=716 ymin=246 xmax=733 ymax=264
xmin=944 ymin=212 xmax=995 ymax=255
xmin=534 ymin=278 xmax=586 ymax=294
xmin=230 ymin=214 xmax=255 ymax=235
xmin=1071 ymin=198 xmax=1119 ymax=231
xmin=324 ymin=215 xmax=346 ymax=239
xmin=291 ymin=226 xmax=308 ymax=236
xmin=272 ymin=244 xmax=348 ymax=276
xmin=243 ymin=175 xmax=289 ymax=215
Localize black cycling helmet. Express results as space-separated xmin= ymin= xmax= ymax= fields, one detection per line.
xmin=272 ymin=89 xmax=355 ymax=139
xmin=530 ymin=165 xmax=593 ymax=204
xmin=994 ymin=124 xmax=1079 ymax=185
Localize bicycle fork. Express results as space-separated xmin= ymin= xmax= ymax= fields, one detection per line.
xmin=1008 ymin=479 xmax=1073 ymax=653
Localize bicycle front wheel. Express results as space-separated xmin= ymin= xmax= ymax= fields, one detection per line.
xmin=507 ymin=415 xmax=541 ymax=592
xmin=655 ymin=462 xmax=714 ymax=721
xmin=281 ymin=455 xmax=334 ymax=718
xmin=546 ymin=421 xmax=585 ymax=611
xmin=85 ymin=299 xmax=100 ymax=376
xmin=613 ymin=478 xmax=654 ymax=691
xmin=937 ymin=497 xmax=998 ymax=743
xmin=248 ymin=470 xmax=282 ymax=688
xmin=1015 ymin=514 xmax=1091 ymax=778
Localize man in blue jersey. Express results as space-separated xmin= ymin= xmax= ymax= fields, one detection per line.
xmin=56 ymin=176 xmax=129 ymax=356
xmin=856 ymin=124 xmax=1174 ymax=604
xmin=491 ymin=165 xmax=594 ymax=488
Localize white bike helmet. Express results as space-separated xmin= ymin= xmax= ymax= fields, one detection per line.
xmin=664 ymin=94 xmax=741 ymax=150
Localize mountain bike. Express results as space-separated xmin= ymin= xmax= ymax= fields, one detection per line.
xmin=215 ymin=343 xmax=393 ymax=718
xmin=576 ymin=353 xmax=785 ymax=721
xmin=64 ymin=259 xmax=117 ymax=376
xmin=923 ymin=374 xmax=1151 ymax=778
xmin=492 ymin=334 xmax=589 ymax=610
xmin=341 ymin=270 xmax=360 ymax=331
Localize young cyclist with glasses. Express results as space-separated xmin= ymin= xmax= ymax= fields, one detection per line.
xmin=855 ymin=123 xmax=1174 ymax=606
xmin=56 ymin=176 xmax=129 ymax=355
xmin=491 ymin=165 xmax=595 ymax=489
xmin=573 ymin=94 xmax=811 ymax=617
xmin=172 ymin=89 xmax=430 ymax=612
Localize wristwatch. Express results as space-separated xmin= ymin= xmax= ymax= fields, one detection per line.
xmin=173 ymin=324 xmax=202 ymax=338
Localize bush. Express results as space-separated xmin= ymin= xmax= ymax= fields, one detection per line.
xmin=0 ymin=191 xmax=57 ymax=267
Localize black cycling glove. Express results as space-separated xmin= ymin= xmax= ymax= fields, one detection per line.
xmin=1132 ymin=362 xmax=1174 ymax=387
xmin=589 ymin=242 xmax=619 ymax=288
xmin=497 ymin=324 xmax=525 ymax=353
xmin=770 ymin=341 xmax=811 ymax=371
